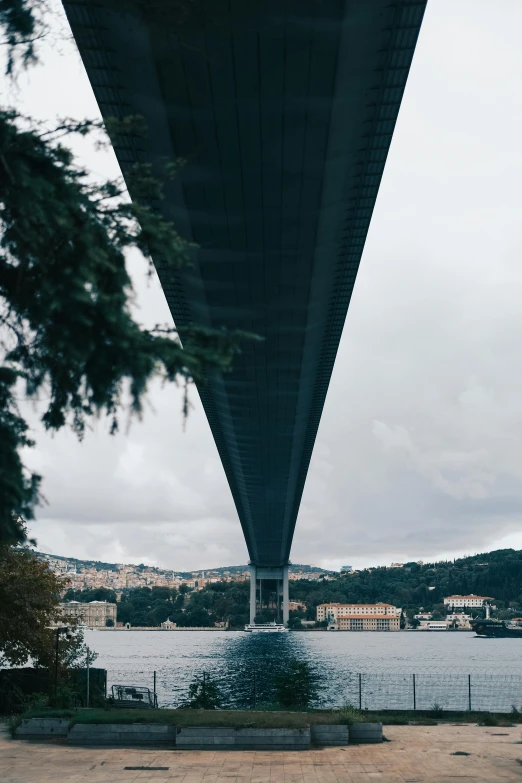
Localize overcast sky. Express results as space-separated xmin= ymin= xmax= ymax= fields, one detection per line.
xmin=3 ymin=0 xmax=522 ymax=571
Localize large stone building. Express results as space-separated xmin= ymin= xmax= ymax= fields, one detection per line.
xmin=60 ymin=600 xmax=117 ymax=628
xmin=443 ymin=594 xmax=493 ymax=609
xmin=316 ymin=603 xmax=400 ymax=631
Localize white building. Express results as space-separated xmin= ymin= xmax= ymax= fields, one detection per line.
xmin=443 ymin=594 xmax=493 ymax=609
xmin=447 ymin=613 xmax=472 ymax=629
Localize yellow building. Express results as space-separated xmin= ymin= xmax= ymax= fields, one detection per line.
xmin=316 ymin=602 xmax=400 ymax=631
xmin=336 ymin=615 xmax=400 ymax=631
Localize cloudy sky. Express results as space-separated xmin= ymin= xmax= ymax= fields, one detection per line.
xmin=4 ymin=0 xmax=522 ymax=571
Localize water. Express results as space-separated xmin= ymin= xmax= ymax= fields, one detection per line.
xmin=85 ymin=630 xmax=522 ymax=712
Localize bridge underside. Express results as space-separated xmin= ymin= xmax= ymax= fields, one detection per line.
xmin=64 ymin=0 xmax=426 ymax=570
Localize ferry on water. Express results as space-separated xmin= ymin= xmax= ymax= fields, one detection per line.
xmin=471 ymin=619 xmax=522 ymax=638
xmin=244 ymin=622 xmax=288 ymax=633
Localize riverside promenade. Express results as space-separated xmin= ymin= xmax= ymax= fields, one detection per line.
xmin=2 ymin=723 xmax=522 ymax=782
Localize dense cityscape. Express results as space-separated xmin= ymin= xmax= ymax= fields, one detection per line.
xmin=35 ymin=548 xmax=522 ymax=632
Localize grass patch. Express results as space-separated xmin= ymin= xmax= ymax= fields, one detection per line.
xmin=17 ymin=708 xmax=359 ymax=729
xmin=13 ymin=707 xmax=522 ymax=730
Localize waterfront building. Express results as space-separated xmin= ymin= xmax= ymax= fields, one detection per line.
xmin=443 ymin=594 xmax=494 ymax=609
xmin=317 ymin=602 xmax=400 ymax=631
xmin=446 ymin=613 xmax=472 ymax=629
xmin=60 ymin=600 xmax=117 ymax=627
xmin=417 ymin=620 xmax=448 ymax=631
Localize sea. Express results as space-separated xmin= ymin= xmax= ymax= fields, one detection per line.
xmin=84 ymin=630 xmax=522 ymax=713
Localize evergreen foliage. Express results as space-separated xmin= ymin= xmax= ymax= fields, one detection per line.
xmin=0 ymin=3 xmax=246 ymax=545
xmin=63 ymin=582 xmax=250 ymax=628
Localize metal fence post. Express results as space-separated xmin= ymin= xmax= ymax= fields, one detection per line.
xmin=468 ymin=674 xmax=472 ymax=711
xmin=413 ymin=673 xmax=416 ymax=710
xmin=153 ymin=671 xmax=157 ymax=708
xmin=253 ymin=671 xmax=256 ymax=710
xmin=358 ymin=673 xmax=362 ymax=710
xmin=86 ymin=647 xmax=90 ymax=708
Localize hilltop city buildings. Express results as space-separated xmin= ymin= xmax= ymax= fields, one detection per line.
xmin=40 ymin=553 xmax=331 ymax=595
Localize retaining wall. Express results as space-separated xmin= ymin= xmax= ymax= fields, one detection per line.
xmin=15 ymin=718 xmax=70 ymax=739
xmin=68 ymin=723 xmax=176 ymax=746
xmin=349 ymin=722 xmax=383 ymax=743
xmin=310 ymin=724 xmax=349 ymax=746
xmin=176 ymin=726 xmax=311 ymax=750
xmin=14 ymin=719 xmax=382 ymax=747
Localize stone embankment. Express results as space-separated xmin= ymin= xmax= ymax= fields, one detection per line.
xmin=15 ymin=718 xmax=382 ymax=748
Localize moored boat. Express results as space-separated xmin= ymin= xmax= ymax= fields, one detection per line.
xmin=244 ymin=622 xmax=288 ymax=633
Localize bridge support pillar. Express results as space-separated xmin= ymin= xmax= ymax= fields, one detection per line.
xmin=249 ymin=564 xmax=257 ymax=624
xmin=249 ymin=565 xmax=290 ymax=627
xmin=282 ymin=564 xmax=289 ymax=627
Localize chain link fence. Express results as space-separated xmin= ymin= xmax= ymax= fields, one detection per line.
xmin=105 ymin=665 xmax=522 ymax=713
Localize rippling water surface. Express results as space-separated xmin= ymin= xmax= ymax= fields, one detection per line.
xmin=84 ymin=630 xmax=522 ymax=712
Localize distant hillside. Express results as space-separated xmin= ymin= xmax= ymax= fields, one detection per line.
xmin=291 ymin=549 xmax=522 ymax=617
xmin=31 ymin=550 xmax=332 ymax=577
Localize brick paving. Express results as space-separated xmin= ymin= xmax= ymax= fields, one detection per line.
xmin=1 ymin=723 xmax=522 ymax=782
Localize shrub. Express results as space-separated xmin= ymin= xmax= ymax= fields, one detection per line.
xmin=480 ymin=712 xmax=499 ymax=727
xmin=182 ymin=673 xmax=222 ymax=710
xmin=274 ymin=659 xmax=319 ymax=710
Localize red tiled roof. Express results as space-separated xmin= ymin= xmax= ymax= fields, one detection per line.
xmin=318 ymin=602 xmax=396 ymax=608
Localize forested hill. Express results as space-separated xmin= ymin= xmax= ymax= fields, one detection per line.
xmin=293 ymin=549 xmax=522 ymax=616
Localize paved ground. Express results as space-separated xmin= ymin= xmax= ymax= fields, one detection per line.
xmin=1 ymin=723 xmax=522 ymax=782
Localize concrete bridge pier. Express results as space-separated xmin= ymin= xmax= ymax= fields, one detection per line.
xmin=249 ymin=565 xmax=289 ymax=626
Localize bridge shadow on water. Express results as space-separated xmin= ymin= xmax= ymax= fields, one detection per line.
xmin=216 ymin=632 xmax=313 ymax=709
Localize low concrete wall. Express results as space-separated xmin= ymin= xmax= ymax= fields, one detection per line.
xmin=310 ymin=724 xmax=349 ymax=746
xmin=15 ymin=719 xmax=380 ymax=748
xmin=68 ymin=723 xmax=176 ymax=746
xmin=176 ymin=726 xmax=311 ymax=750
xmin=15 ymin=718 xmax=70 ymax=739
xmin=349 ymin=722 xmax=382 ymax=743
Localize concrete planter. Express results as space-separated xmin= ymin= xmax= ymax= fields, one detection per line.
xmin=349 ymin=722 xmax=382 ymax=743
xmin=15 ymin=718 xmax=70 ymax=739
xmin=176 ymin=726 xmax=311 ymax=750
xmin=310 ymin=724 xmax=349 ymax=746
xmin=68 ymin=723 xmax=176 ymax=746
